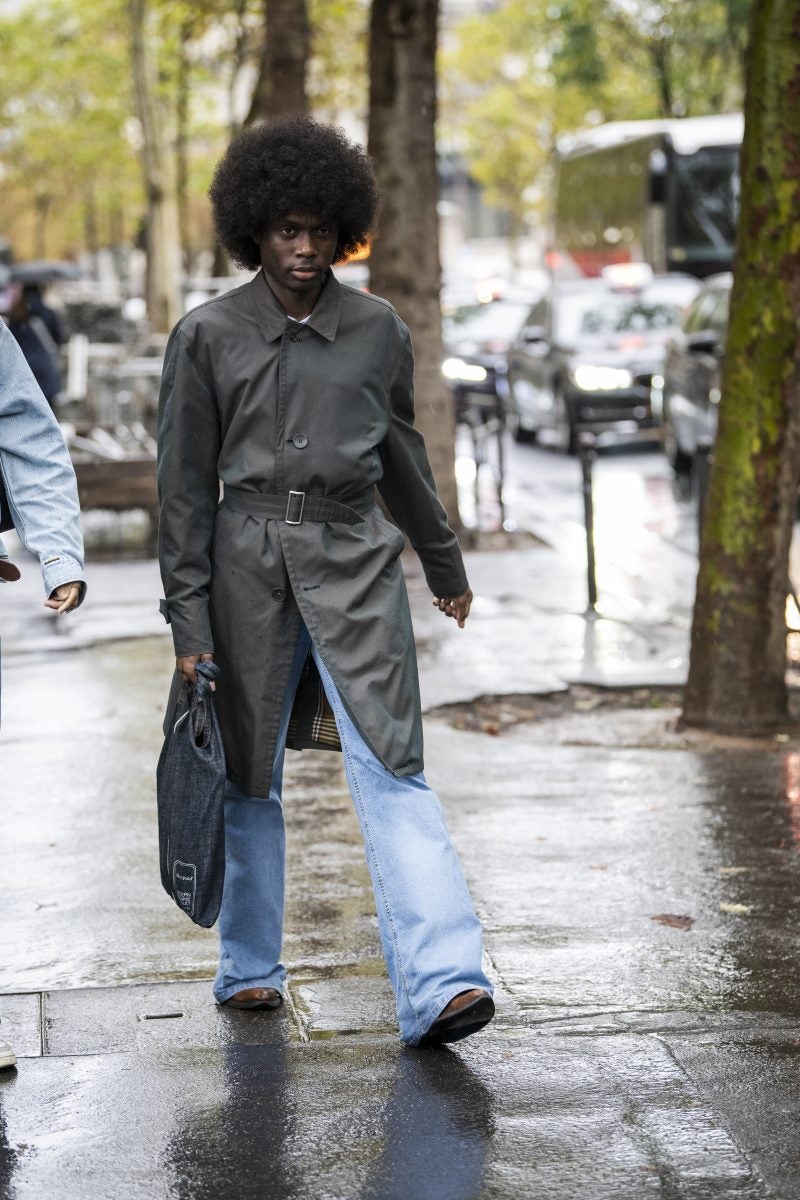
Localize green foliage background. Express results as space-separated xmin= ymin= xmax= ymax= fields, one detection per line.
xmin=0 ymin=0 xmax=750 ymax=263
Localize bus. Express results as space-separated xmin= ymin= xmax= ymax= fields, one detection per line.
xmin=553 ymin=113 xmax=742 ymax=279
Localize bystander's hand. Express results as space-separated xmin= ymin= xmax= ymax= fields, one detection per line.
xmin=44 ymin=582 xmax=82 ymax=614
xmin=176 ymin=653 xmax=216 ymax=687
xmin=432 ymin=588 xmax=473 ymax=629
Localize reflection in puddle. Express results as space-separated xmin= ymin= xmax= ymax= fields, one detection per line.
xmin=164 ymin=1044 xmax=494 ymax=1200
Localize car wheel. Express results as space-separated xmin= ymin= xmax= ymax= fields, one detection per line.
xmin=663 ymin=417 xmax=693 ymax=476
xmin=505 ymin=376 xmax=537 ymax=443
xmin=552 ymin=388 xmax=577 ymax=455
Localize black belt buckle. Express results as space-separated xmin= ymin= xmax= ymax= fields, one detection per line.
xmin=286 ymin=490 xmax=305 ymax=525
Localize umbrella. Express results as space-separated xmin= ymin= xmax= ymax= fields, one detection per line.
xmin=10 ymin=260 xmax=81 ymax=284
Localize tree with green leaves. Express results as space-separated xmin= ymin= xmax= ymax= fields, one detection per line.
xmin=0 ymin=0 xmax=141 ymax=261
xmin=442 ymin=0 xmax=751 ymax=238
xmin=682 ymin=0 xmax=800 ymax=734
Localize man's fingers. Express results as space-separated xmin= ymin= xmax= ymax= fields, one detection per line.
xmin=176 ymin=652 xmax=215 ymax=687
xmin=433 ymin=590 xmax=472 ymax=628
xmin=43 ymin=584 xmax=81 ymax=614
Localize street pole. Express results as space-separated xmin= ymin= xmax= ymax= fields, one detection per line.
xmin=694 ymin=436 xmax=713 ymax=545
xmin=578 ymin=431 xmax=598 ymax=612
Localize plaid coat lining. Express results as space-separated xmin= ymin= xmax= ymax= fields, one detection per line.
xmin=285 ymin=655 xmax=342 ymax=752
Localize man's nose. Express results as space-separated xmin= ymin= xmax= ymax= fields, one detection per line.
xmin=296 ymin=232 xmax=316 ymax=257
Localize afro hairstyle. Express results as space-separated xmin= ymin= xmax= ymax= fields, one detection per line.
xmin=209 ymin=117 xmax=380 ymax=270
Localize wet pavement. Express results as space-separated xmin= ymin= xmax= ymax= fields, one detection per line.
xmin=2 ymin=442 xmax=800 ymax=1197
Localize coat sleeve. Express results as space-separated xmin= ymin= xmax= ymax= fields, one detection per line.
xmin=0 ymin=322 xmax=86 ymax=601
xmin=157 ymin=324 xmax=220 ymax=656
xmin=377 ymin=323 xmax=469 ymax=599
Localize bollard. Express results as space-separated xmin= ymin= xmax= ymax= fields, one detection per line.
xmin=578 ymin=430 xmax=598 ymax=612
xmin=494 ymin=391 xmax=506 ymax=528
xmin=694 ymin=436 xmax=714 ymax=544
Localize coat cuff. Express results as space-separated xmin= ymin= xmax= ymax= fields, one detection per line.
xmin=420 ymin=562 xmax=470 ymax=599
xmin=159 ymin=597 xmax=215 ymax=657
xmin=42 ymin=555 xmax=86 ymax=607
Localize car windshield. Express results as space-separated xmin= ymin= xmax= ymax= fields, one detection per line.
xmin=554 ymin=281 xmax=698 ymax=346
xmin=443 ymin=301 xmax=530 ymax=349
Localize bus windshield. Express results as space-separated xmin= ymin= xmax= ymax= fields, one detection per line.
xmin=670 ymin=146 xmax=739 ymax=265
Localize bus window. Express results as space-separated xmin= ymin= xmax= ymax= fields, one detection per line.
xmin=669 ymin=146 xmax=740 ymax=269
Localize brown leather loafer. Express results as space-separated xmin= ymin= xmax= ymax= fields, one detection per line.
xmin=0 ymin=560 xmax=21 ymax=582
xmin=220 ymin=987 xmax=283 ymax=1011
xmin=419 ymin=988 xmax=494 ymax=1046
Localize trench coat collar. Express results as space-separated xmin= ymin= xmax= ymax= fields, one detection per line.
xmin=248 ymin=269 xmax=342 ymax=343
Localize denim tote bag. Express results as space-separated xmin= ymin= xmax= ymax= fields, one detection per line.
xmin=157 ymin=660 xmax=226 ymax=927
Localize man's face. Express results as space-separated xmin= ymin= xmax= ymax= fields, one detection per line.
xmin=257 ymin=214 xmax=339 ymax=303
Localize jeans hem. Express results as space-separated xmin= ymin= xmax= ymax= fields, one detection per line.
xmin=214 ymin=975 xmax=286 ymax=1003
xmin=399 ymin=981 xmax=495 ymax=1046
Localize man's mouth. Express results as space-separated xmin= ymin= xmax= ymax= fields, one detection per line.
xmin=290 ymin=266 xmax=319 ymax=278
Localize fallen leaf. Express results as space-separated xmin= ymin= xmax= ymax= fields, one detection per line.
xmin=589 ymin=864 xmax=609 ymax=871
xmin=482 ymin=721 xmax=501 ymax=736
xmin=651 ymin=913 xmax=695 ymax=930
xmin=719 ymin=902 xmax=752 ymax=915
xmin=719 ymin=866 xmax=750 ymax=875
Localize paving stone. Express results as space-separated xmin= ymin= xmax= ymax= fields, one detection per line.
xmin=0 ymin=1032 xmax=769 ymax=1200
xmin=0 ymin=994 xmax=41 ymax=1059
xmin=42 ymin=981 xmax=298 ymax=1055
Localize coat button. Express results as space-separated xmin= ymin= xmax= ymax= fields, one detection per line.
xmin=291 ymin=434 xmax=309 ymax=449
xmin=272 ymin=588 xmax=285 ymax=601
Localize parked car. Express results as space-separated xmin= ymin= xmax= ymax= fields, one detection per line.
xmin=441 ymin=297 xmax=533 ymax=421
xmin=653 ymin=273 xmax=732 ymax=474
xmin=505 ymin=266 xmax=701 ymax=452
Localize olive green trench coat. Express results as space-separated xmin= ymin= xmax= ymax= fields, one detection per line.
xmin=157 ymin=270 xmax=468 ymax=798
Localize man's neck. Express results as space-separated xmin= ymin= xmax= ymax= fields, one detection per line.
xmin=261 ymin=269 xmax=325 ymax=320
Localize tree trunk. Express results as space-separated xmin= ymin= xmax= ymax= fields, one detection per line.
xmin=176 ymin=23 xmax=192 ymax=273
xmin=368 ymin=0 xmax=460 ymax=528
xmin=129 ymin=0 xmax=182 ymax=333
xmin=34 ymin=194 xmax=50 ymax=260
xmin=245 ymin=0 xmax=310 ymax=125
xmin=650 ymin=39 xmax=674 ymax=117
xmin=682 ymin=0 xmax=800 ymax=734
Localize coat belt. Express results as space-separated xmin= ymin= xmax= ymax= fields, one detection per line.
xmin=221 ymin=485 xmax=374 ymax=525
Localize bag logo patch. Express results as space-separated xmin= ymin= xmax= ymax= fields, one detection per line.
xmin=173 ymin=860 xmax=197 ymax=916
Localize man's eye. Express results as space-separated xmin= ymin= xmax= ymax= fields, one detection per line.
xmin=316 ymin=227 xmax=332 ymax=237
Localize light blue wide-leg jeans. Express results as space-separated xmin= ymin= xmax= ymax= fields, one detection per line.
xmin=215 ymin=623 xmax=492 ymax=1045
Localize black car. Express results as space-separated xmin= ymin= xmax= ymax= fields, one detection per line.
xmin=441 ymin=297 xmax=533 ymax=422
xmin=505 ymin=268 xmax=701 ymax=452
xmin=654 ymin=273 xmax=732 ymax=474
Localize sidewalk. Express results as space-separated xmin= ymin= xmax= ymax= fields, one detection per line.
xmin=1 ymin=534 xmax=798 ymax=1198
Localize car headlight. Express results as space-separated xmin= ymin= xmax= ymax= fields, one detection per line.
xmin=569 ymin=364 xmax=634 ymax=391
xmin=442 ymin=357 xmax=488 ymax=383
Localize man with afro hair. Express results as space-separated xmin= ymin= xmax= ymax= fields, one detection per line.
xmin=157 ymin=117 xmax=493 ymax=1047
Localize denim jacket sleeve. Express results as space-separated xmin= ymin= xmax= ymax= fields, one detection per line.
xmin=0 ymin=322 xmax=86 ymax=602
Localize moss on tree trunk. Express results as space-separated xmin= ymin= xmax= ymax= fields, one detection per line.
xmin=683 ymin=0 xmax=800 ymax=733
xmin=367 ymin=0 xmax=461 ymax=529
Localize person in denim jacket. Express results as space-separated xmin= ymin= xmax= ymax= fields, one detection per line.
xmin=0 ymin=319 xmax=85 ymax=1071
xmin=0 ymin=321 xmax=85 ymax=608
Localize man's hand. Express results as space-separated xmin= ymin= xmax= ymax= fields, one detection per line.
xmin=432 ymin=588 xmax=473 ymax=629
xmin=176 ymin=652 xmax=215 ymax=687
xmin=44 ymin=582 xmax=82 ymax=614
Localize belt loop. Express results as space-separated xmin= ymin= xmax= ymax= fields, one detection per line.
xmin=285 ymin=490 xmax=306 ymax=524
